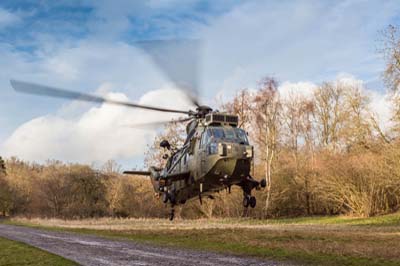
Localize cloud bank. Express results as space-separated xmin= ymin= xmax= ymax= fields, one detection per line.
xmin=3 ymin=87 xmax=193 ymax=164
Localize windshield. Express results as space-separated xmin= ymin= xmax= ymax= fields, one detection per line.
xmin=235 ymin=128 xmax=249 ymax=144
xmin=207 ymin=127 xmax=249 ymax=144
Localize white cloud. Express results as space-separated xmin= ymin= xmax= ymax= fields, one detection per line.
xmin=0 ymin=8 xmax=20 ymax=29
xmin=335 ymin=73 xmax=364 ymax=88
xmin=278 ymin=81 xmax=317 ymax=101
xmin=369 ymin=90 xmax=392 ymax=131
xmin=334 ymin=73 xmax=392 ymax=129
xmin=2 ymin=87 xmax=192 ymax=164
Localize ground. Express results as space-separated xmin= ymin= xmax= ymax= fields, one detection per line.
xmin=0 ymin=235 xmax=76 ymax=266
xmin=1 ymin=214 xmax=400 ymax=266
xmin=0 ymin=224 xmax=288 ymax=266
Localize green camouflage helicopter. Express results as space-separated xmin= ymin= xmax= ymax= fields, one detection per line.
xmin=125 ymin=107 xmax=266 ymax=220
xmin=10 ymin=40 xmax=266 ymax=220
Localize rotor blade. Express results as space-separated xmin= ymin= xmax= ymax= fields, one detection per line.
xmin=10 ymin=80 xmax=190 ymax=115
xmin=136 ymin=39 xmax=201 ymax=107
xmin=123 ymin=170 xmax=150 ymax=176
xmin=122 ymin=117 xmax=192 ymax=128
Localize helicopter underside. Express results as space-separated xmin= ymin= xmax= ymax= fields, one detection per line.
xmin=203 ymin=158 xmax=252 ymax=191
xmin=168 ymin=157 xmax=260 ymax=205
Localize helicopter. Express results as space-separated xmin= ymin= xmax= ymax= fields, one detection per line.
xmin=10 ymin=40 xmax=266 ymax=220
xmin=125 ymin=107 xmax=267 ymax=220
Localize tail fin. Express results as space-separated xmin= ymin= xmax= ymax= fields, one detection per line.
xmin=123 ymin=168 xmax=161 ymax=193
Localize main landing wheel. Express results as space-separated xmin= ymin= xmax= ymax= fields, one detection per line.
xmin=243 ymin=195 xmax=250 ymax=208
xmin=249 ymin=196 xmax=256 ymax=208
xmin=169 ymin=209 xmax=175 ymax=221
xmin=162 ymin=192 xmax=169 ymax=203
xmin=260 ymin=179 xmax=267 ymax=188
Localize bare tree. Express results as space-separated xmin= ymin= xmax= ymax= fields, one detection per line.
xmin=252 ymin=77 xmax=281 ymax=216
xmin=40 ymin=163 xmax=71 ymax=217
xmin=313 ymin=82 xmax=346 ymax=150
xmin=102 ymin=160 xmax=122 ymax=174
xmin=281 ymin=92 xmax=307 ymax=163
xmin=281 ymin=93 xmax=317 ymax=215
xmin=380 ymin=24 xmax=400 ymax=92
xmin=342 ymin=85 xmax=374 ymax=148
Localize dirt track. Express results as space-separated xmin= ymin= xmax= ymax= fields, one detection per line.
xmin=0 ymin=224 xmax=292 ymax=266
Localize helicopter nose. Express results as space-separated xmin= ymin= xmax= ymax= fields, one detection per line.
xmin=211 ymin=143 xmax=253 ymax=178
xmin=218 ymin=142 xmax=253 ymax=159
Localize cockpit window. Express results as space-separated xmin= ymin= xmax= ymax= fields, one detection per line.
xmin=235 ymin=128 xmax=249 ymax=144
xmin=211 ymin=127 xmax=224 ymax=139
xmin=224 ymin=128 xmax=236 ymax=139
xmin=206 ymin=127 xmax=249 ymax=144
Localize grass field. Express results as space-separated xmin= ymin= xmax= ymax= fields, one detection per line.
xmin=0 ymin=236 xmax=77 ymax=266
xmin=4 ymin=213 xmax=400 ymax=266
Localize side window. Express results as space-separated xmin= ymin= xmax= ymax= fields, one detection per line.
xmin=235 ymin=128 xmax=249 ymax=144
xmin=199 ymin=132 xmax=203 ymax=148
xmin=200 ymin=131 xmax=206 ymax=149
xmin=201 ymin=129 xmax=212 ymax=148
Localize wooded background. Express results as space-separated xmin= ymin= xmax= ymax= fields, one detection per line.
xmin=1 ymin=24 xmax=400 ymax=219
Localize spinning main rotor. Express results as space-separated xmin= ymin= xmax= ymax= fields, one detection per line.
xmin=10 ymin=40 xmax=213 ymax=126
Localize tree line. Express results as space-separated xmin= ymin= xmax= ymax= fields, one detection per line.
xmin=221 ymin=76 xmax=400 ymax=218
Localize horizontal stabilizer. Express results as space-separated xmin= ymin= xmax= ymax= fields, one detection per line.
xmin=123 ymin=171 xmax=151 ymax=176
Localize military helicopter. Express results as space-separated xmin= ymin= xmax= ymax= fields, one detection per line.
xmin=10 ymin=40 xmax=266 ymax=220
xmin=126 ymin=109 xmax=267 ymax=220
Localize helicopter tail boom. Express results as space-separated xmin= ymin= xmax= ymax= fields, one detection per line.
xmin=123 ymin=171 xmax=151 ymax=176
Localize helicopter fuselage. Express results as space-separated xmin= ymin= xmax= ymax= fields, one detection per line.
xmin=153 ymin=112 xmax=261 ymax=206
xmin=123 ymin=111 xmax=266 ymax=220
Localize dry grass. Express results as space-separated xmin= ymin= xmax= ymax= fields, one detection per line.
xmin=0 ymin=236 xmax=77 ymax=266
xmin=8 ymin=215 xmax=400 ymax=266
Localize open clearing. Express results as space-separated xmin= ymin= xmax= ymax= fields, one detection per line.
xmin=0 ymin=224 xmax=287 ymax=266
xmin=2 ymin=213 xmax=400 ymax=266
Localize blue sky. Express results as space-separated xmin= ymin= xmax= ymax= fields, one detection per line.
xmin=0 ymin=0 xmax=399 ymax=168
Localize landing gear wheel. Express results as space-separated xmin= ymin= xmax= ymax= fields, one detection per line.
xmin=169 ymin=192 xmax=176 ymax=205
xmin=162 ymin=192 xmax=169 ymax=203
xmin=260 ymin=179 xmax=267 ymax=188
xmin=169 ymin=209 xmax=175 ymax=221
xmin=249 ymin=196 xmax=256 ymax=208
xmin=243 ymin=195 xmax=250 ymax=208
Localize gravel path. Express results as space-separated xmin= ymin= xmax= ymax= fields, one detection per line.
xmin=0 ymin=224 xmax=293 ymax=266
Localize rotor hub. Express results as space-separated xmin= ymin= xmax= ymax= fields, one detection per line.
xmin=195 ymin=105 xmax=213 ymax=118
